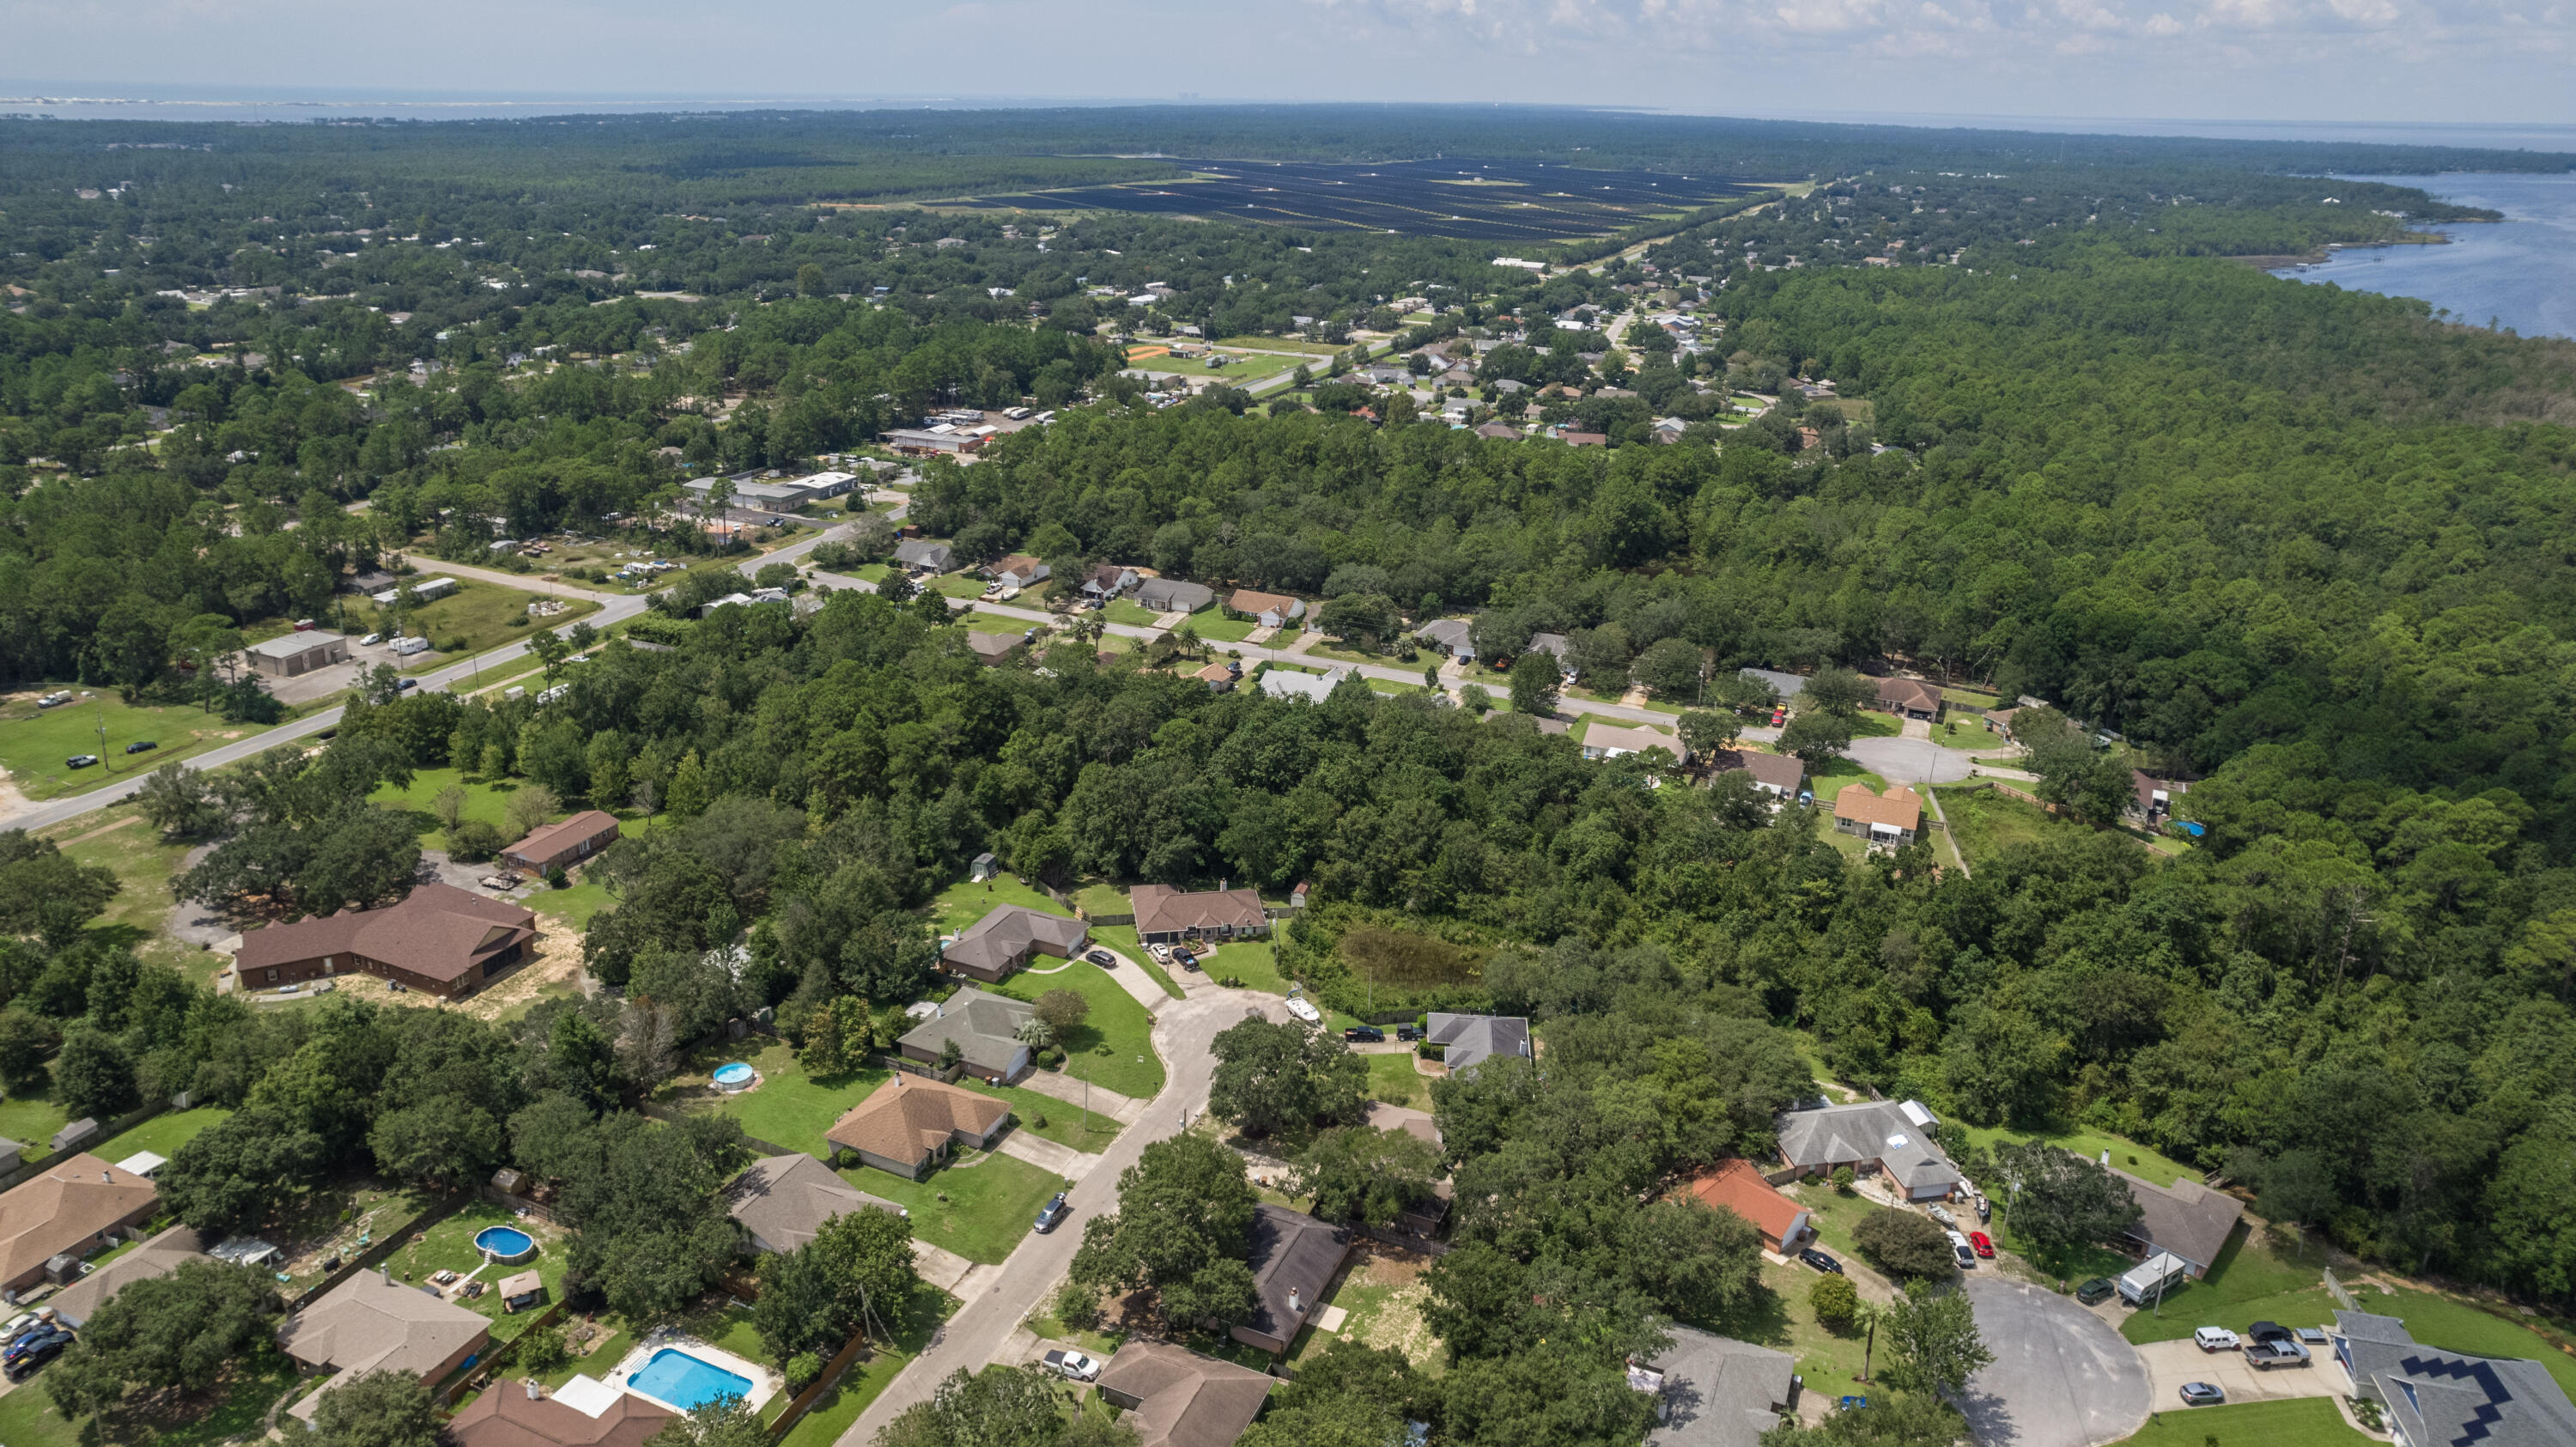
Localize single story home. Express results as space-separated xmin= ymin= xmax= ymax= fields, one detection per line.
xmin=1094 ymin=1341 xmax=1273 ymax=1447
xmin=725 ymin=1153 xmax=905 ymax=1255
xmin=1583 ymin=723 xmax=1683 ymax=763
xmin=1230 ymin=1205 xmax=1354 ymax=1357
xmin=965 ymin=629 xmax=1030 ymax=666
xmin=1635 ymin=1326 xmax=1797 ymax=1447
xmin=232 ymin=882 xmax=539 ymax=1000
xmin=246 ymin=630 xmax=349 ymax=678
xmin=0 ymin=1153 xmax=161 ymax=1298
xmin=501 ymin=811 xmax=620 ymax=876
xmin=2109 ymin=1168 xmax=2242 ymax=1279
xmin=1525 ymin=633 xmax=1576 ymax=678
xmin=1255 ymin=669 xmax=1338 ymax=703
xmin=2334 ymin=1310 xmax=2576 ymax=1447
xmin=1717 ymin=751 xmax=1806 ymax=798
xmin=14 ymin=1199 xmax=184 ymax=1314
xmin=1364 ymin=1103 xmax=1453 ymax=1239
xmin=1473 ymin=422 xmax=1522 ymax=440
xmin=1134 ymin=578 xmax=1215 ymax=614
xmin=1831 ymin=785 xmax=1923 ymax=848
xmin=1414 ymin=618 xmax=1475 ymax=661
xmin=1080 ymin=565 xmax=1141 ymax=600
xmin=892 ymin=539 xmax=954 ymax=573
xmin=1562 ymin=431 xmax=1607 ymax=447
xmin=279 ymin=1268 xmax=492 ymax=1422
xmin=1424 ymin=1012 xmax=1531 ymax=1079
xmin=1131 ymin=885 xmax=1267 ymax=945
xmin=448 ymin=1376 xmax=676 ymax=1447
xmin=825 ymin=1077 xmax=1012 ymax=1180
xmin=1192 ymin=661 xmax=1238 ymax=692
xmin=2131 ymin=770 xmax=2186 ymax=823
xmin=898 ymin=987 xmax=1041 ymax=1083
xmin=939 ymin=904 xmax=1089 ymax=983
xmin=1775 ymin=1099 xmax=1960 ymax=1202
xmin=1227 ymin=589 xmax=1306 ymax=628
xmin=1873 ymin=677 xmax=1945 ymax=720
xmin=1683 ymin=1159 xmax=1813 ymax=1255
xmin=984 ymin=554 xmax=1050 ymax=589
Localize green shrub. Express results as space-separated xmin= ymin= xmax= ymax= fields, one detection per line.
xmin=785 ymin=1352 xmax=823 ymax=1390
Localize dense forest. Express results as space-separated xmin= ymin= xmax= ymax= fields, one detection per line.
xmin=4 ymin=106 xmax=2576 ymax=1397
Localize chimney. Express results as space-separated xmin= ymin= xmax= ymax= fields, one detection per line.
xmin=1288 ymin=1286 xmax=1302 ymax=1315
xmin=526 ymin=1379 xmax=542 ymax=1401
xmin=381 ymin=1265 xmax=392 ymax=1286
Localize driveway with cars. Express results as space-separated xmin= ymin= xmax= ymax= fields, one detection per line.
xmin=1958 ymin=1277 xmax=2153 ymax=1447
xmin=2133 ymin=1337 xmax=2344 ymax=1408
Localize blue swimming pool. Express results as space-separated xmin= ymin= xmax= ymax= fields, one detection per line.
xmin=473 ymin=1226 xmax=535 ymax=1261
xmin=630 ymin=1348 xmax=752 ymax=1410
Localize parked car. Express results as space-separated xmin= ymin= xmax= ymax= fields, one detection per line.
xmin=1973 ymin=1194 xmax=1991 ymax=1222
xmin=2178 ymin=1383 xmax=2226 ymax=1407
xmin=36 ymin=691 xmax=73 ymax=708
xmin=1033 ymin=1193 xmax=1071 ymax=1235
xmin=398 ymin=678 xmax=419 ymax=691
xmin=64 ymin=754 xmax=98 ymax=769
xmin=480 ymin=873 xmax=524 ymax=891
xmin=1927 ymin=1204 xmax=1956 ymax=1226
xmin=2245 ymin=1337 xmax=2311 ymax=1369
xmin=2193 ymin=1328 xmax=2240 ymax=1353
xmin=1042 ymin=1348 xmax=1100 ymax=1383
xmin=5 ymin=1326 xmax=71 ymax=1378
xmin=1086 ymin=949 xmax=1116 ymax=967
xmin=125 ymin=739 xmax=157 ymax=754
xmin=1395 ymin=1024 xmax=1421 ymax=1042
xmin=1285 ymin=998 xmax=1321 ymax=1025
xmin=1948 ymin=1235 xmax=1977 ymax=1270
xmin=1149 ymin=943 xmax=1172 ymax=962
xmin=1799 ymin=1249 xmax=1844 ymax=1274
xmin=1345 ymin=1026 xmax=1385 ymax=1043
xmin=358 ymin=633 xmax=382 ymax=646
xmin=2246 ymin=1321 xmax=2293 ymax=1344
xmin=2075 ymin=1278 xmax=2117 ymax=1305
xmin=1969 ymin=1231 xmax=1995 ymax=1258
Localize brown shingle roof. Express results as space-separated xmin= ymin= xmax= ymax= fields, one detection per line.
xmin=234 ymin=882 xmax=536 ymax=986
xmin=0 ymin=1153 xmax=159 ymax=1287
xmin=726 ymin=1153 xmax=904 ymax=1254
xmin=503 ymin=811 xmax=619 ymax=867
xmin=1874 ymin=677 xmax=1942 ymax=714
xmin=825 ymin=1078 xmax=1009 ymax=1167
xmin=1096 ymin=1341 xmax=1273 ymax=1447
xmin=1130 ymin=885 xmax=1265 ymax=937
xmin=942 ymin=906 xmax=1087 ymax=978
xmin=276 ymin=1269 xmax=489 ymax=1377
xmin=1832 ymin=785 xmax=1922 ymax=833
xmin=49 ymin=1224 xmax=210 ymax=1327
xmin=1718 ymin=751 xmax=1806 ymax=793
xmin=447 ymin=1379 xmax=676 ymax=1447
xmin=1226 ymin=589 xmax=1300 ymax=619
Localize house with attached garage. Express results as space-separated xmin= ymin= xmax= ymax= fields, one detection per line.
xmin=1413 ymin=618 xmax=1475 ymax=661
xmin=892 ymin=539 xmax=954 ymax=574
xmin=1133 ymin=577 xmax=1214 ymax=614
xmin=2333 ymin=1310 xmax=2576 ymax=1447
xmin=0 ymin=1154 xmax=161 ymax=1298
xmin=937 ymin=904 xmax=1089 ymax=984
xmin=1226 ymin=588 xmax=1306 ymax=629
xmin=2108 ymin=1168 xmax=2242 ymax=1279
xmin=501 ymin=810 xmax=620 ymax=876
xmin=825 ymin=1077 xmax=1012 ymax=1179
xmin=1774 ymin=1098 xmax=1961 ymax=1202
xmin=230 ymin=883 xmax=538 ymax=1000
xmin=1873 ymin=677 xmax=1946 ymax=720
xmin=1094 ymin=1341 xmax=1274 ymax=1447
xmin=1634 ymin=1328 xmax=1798 ymax=1447
xmin=1230 ymin=1205 xmax=1354 ymax=1357
xmin=1131 ymin=885 xmax=1267 ymax=945
xmin=447 ymin=1376 xmax=676 ymax=1447
xmin=1682 ymin=1159 xmax=1814 ymax=1255
xmin=724 ymin=1153 xmax=905 ymax=1255
xmin=1424 ymin=1012 xmax=1531 ymax=1079
xmin=1832 ymin=785 xmax=1923 ymax=849
xmin=1716 ymin=751 xmax=1806 ymax=799
xmin=896 ymin=986 xmax=1042 ymax=1083
xmin=278 ymin=1268 xmax=491 ymax=1424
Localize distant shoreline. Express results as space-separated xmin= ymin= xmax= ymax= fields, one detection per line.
xmin=2239 ymin=229 xmax=2461 ymax=269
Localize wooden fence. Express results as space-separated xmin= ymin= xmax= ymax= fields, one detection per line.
xmin=0 ymin=1098 xmax=170 ymax=1194
xmin=764 ymin=1327 xmax=873 ymax=1439
xmin=288 ymin=1191 xmax=472 ymax=1313
xmin=435 ymin=1298 xmax=570 ymax=1408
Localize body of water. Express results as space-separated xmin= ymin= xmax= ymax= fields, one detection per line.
xmin=2271 ymin=172 xmax=2576 ymax=341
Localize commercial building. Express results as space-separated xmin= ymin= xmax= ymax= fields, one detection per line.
xmin=246 ymin=630 xmax=349 ymax=678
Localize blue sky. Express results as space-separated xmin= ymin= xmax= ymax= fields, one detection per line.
xmin=3 ymin=0 xmax=2569 ymax=125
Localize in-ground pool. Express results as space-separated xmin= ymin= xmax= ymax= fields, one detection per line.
xmin=629 ymin=1347 xmax=753 ymax=1410
xmin=473 ymin=1225 xmax=536 ymax=1262
xmin=713 ymin=1061 xmax=756 ymax=1091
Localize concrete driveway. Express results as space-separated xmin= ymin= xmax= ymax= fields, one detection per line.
xmin=1847 ymin=734 xmax=1981 ymax=786
xmin=2133 ymin=1338 xmax=2345 ymax=1409
xmin=1959 ymin=1278 xmax=2152 ymax=1447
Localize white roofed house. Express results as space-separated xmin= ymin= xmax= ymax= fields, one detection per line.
xmin=1774 ymin=1099 xmax=1962 ymax=1202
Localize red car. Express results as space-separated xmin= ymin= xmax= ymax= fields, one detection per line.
xmin=1969 ymin=1231 xmax=1996 ymax=1258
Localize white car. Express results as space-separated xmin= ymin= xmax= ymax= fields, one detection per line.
xmin=1150 ymin=943 xmax=1173 ymax=963
xmin=358 ymin=632 xmax=382 ymax=647
xmin=1285 ymin=998 xmax=1321 ymax=1025
xmin=2194 ymin=1328 xmax=2241 ymax=1353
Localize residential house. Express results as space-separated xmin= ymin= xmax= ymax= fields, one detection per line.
xmin=1230 ymin=1206 xmax=1355 ymax=1356
xmin=1490 ymin=378 xmax=1529 ymax=395
xmin=1364 ymin=1103 xmax=1452 ymax=1239
xmin=1134 ymin=578 xmax=1215 ymax=614
xmin=2131 ymin=771 xmax=2186 ymax=824
xmin=1473 ymin=421 xmax=1522 ymax=440
xmin=1255 ymin=669 xmax=1339 ymax=703
xmin=501 ymin=811 xmax=620 ymax=876
xmin=725 ymin=1153 xmax=905 ymax=1255
xmin=1635 ymin=1327 xmax=1797 ymax=1447
xmin=825 ymin=1077 xmax=1012 ymax=1179
xmin=1080 ymin=565 xmax=1142 ymax=600
xmin=1652 ymin=416 xmax=1691 ymax=443
xmin=49 ymin=1224 xmax=211 ymax=1328
xmin=985 ymin=554 xmax=1050 ymax=589
xmin=1227 ymin=589 xmax=1306 ymax=628
xmin=1524 ymin=633 xmax=1576 ymax=678
xmin=965 ymin=629 xmax=1030 ymax=666
xmin=2333 ymin=1310 xmax=2576 ymax=1447
xmin=1424 ymin=1012 xmax=1532 ymax=1079
xmin=2109 ymin=1169 xmax=2242 ymax=1279
xmin=898 ymin=986 xmax=1042 ymax=1083
xmin=1193 ymin=661 xmax=1238 ymax=693
xmin=939 ymin=905 xmax=1089 ymax=984
xmin=1131 ymin=885 xmax=1267 ymax=945
xmin=278 ymin=1269 xmax=492 ymax=1422
xmin=1683 ymin=1160 xmax=1813 ymax=1255
xmin=1831 ymin=785 xmax=1923 ymax=848
xmin=246 ymin=630 xmax=349 ymax=678
xmin=892 ymin=539 xmax=954 ymax=573
xmin=1562 ymin=431 xmax=1608 ymax=447
xmin=1583 ymin=724 xmax=1684 ymax=763
xmin=1737 ymin=668 xmax=1804 ymax=709
xmin=232 ymin=883 xmax=539 ymax=1000
xmin=1717 ymin=751 xmax=1806 ymax=798
xmin=0 ymin=1157 xmax=162 ymax=1298
xmin=1093 ymin=1342 xmax=1273 ymax=1447
xmin=1873 ymin=677 xmax=1945 ymax=720
xmin=1413 ymin=619 xmax=1476 ymax=661
xmin=1774 ymin=1099 xmax=1960 ymax=1201
xmin=447 ymin=1377 xmax=677 ymax=1447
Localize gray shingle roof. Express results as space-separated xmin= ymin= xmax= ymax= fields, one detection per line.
xmin=1135 ymin=578 xmax=1214 ymax=612
xmin=725 ymin=1153 xmax=903 ymax=1254
xmin=1425 ymin=1013 xmax=1531 ymax=1079
xmin=2111 ymin=1168 xmax=2243 ymax=1273
xmin=942 ymin=904 xmax=1087 ymax=976
xmin=1643 ymin=1326 xmax=1796 ymax=1447
xmin=1774 ymin=1100 xmax=1960 ymax=1196
xmin=2336 ymin=1310 xmax=2576 ymax=1447
xmin=1242 ymin=1205 xmax=1352 ymax=1348
xmin=898 ymin=986 xmax=1037 ymax=1076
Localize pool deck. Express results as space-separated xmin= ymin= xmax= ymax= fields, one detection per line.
xmin=605 ymin=1331 xmax=783 ymax=1415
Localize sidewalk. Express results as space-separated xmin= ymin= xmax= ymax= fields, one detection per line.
xmin=1012 ymin=1067 xmax=1149 ymax=1125
xmin=995 ymin=1129 xmax=1100 ymax=1181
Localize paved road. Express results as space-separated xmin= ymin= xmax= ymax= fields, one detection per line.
xmin=1959 ymin=1277 xmax=2153 ymax=1447
xmin=836 ymin=992 xmax=1291 ymax=1447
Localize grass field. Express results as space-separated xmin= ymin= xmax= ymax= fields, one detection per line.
xmin=96 ymin=1104 xmax=233 ymax=1164
xmin=1364 ymin=1051 xmax=1431 ymax=1110
xmin=1213 ymin=336 xmax=1345 ymax=355
xmin=930 ymin=574 xmax=988 ymax=599
xmin=0 ymin=1345 xmax=301 ymax=1447
xmin=44 ymin=805 xmax=210 ymax=977
xmin=961 ymin=1079 xmax=1123 ymax=1154
xmin=987 ymin=961 xmax=1165 ymax=1098
xmin=369 ymin=765 xmax=538 ymax=851
xmin=1072 ymin=882 xmax=1127 ymax=917
xmin=926 ymin=872 xmax=1070 ymax=938
xmin=0 ymin=1080 xmax=72 ymax=1152
xmin=687 ymin=1038 xmax=891 ymax=1154
xmin=363 ymin=575 xmax=597 ymax=661
xmin=776 ymin=1284 xmax=958 ymax=1447
xmin=1190 ymin=613 xmax=1260 ymax=643
xmin=1934 ymin=716 xmax=2008 ymax=751
xmin=2118 ymin=1398 xmax=2369 ymax=1447
xmin=841 ymin=1151 xmax=1066 ymax=1265
xmin=1935 ymin=785 xmax=2094 ymax=866
xmin=0 ymin=690 xmax=255 ymax=801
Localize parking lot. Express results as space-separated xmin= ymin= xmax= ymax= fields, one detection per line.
xmin=2133 ymin=1335 xmax=2347 ymax=1409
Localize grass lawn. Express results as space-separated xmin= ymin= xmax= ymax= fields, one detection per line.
xmin=1935 ymin=785 xmax=2094 ymax=866
xmin=1363 ymin=1052 xmax=1431 ymax=1110
xmin=538 ymin=1323 xmax=635 ymax=1390
xmin=1083 ymin=925 xmax=1187 ymax=1000
xmin=963 ymin=611 xmax=1040 ymax=635
xmin=1777 ymin=1179 xmax=1904 ymax=1269
xmin=527 ymin=874 xmax=619 ymax=931
xmin=1214 ymin=335 xmax=1345 ymax=355
xmin=1959 ymin=1120 xmax=2202 ymax=1198
xmin=841 ymin=1151 xmax=1067 ymax=1265
xmin=2117 ymin=1398 xmax=2369 ymax=1447
xmin=778 ymin=1283 xmax=959 ymax=1447
xmin=43 ymin=805 xmax=209 ymax=977
xmin=389 ymin=1200 xmax=571 ymax=1343
xmin=368 ymin=766 xmax=619 ymax=855
xmin=1189 ymin=613 xmax=1260 ymax=644
xmin=364 ymin=575 xmax=597 ymax=660
xmin=1806 ymin=756 xmax=1888 ymax=797
xmin=1303 ymin=641 xmax=1425 ymax=670
xmin=1933 ymin=716 xmax=2008 ymax=751
xmin=852 ymin=562 xmax=894 ymax=584
xmin=963 ymin=1079 xmax=1123 ymax=1154
xmin=96 ymin=1104 xmax=233 ymax=1164
xmin=1072 ymin=882 xmax=1128 ymax=917
xmin=987 ymin=962 xmax=1164 ymax=1098
xmin=0 ymin=1080 xmax=72 ymax=1153
xmin=1285 ymin=1244 xmax=1443 ymax=1373
xmin=0 ymin=1346 xmax=302 ymax=1447
xmin=1104 ymin=599 xmax=1163 ymax=628
xmin=927 ymin=872 xmax=1072 ymax=939
xmin=681 ymin=1037 xmax=890 ymax=1155
xmin=0 ymin=689 xmax=255 ymax=801
xmin=931 ymin=574 xmax=988 ymax=600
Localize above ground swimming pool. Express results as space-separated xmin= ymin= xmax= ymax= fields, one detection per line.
xmin=629 ymin=1347 xmax=753 ymax=1410
xmin=713 ymin=1062 xmax=756 ymax=1091
xmin=473 ymin=1225 xmax=536 ymax=1262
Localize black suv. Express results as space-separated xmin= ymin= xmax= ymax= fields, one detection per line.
xmin=125 ymin=739 xmax=158 ymax=754
xmin=1344 ymin=1026 xmax=1385 ymax=1043
xmin=2075 ymin=1278 xmax=2117 ymax=1305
